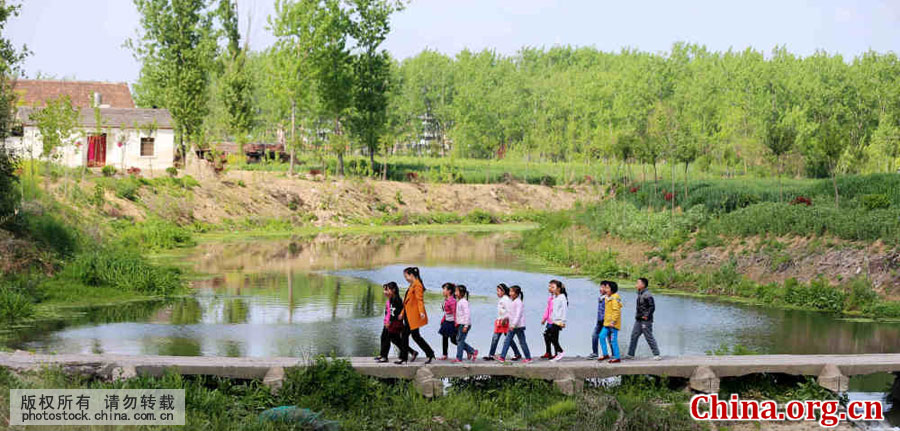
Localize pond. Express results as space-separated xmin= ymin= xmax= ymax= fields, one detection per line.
xmin=6 ymin=230 xmax=900 ymax=393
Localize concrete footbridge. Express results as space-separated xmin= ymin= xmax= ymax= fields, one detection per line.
xmin=3 ymin=351 xmax=899 ymax=397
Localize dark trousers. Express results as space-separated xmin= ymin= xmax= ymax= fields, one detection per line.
xmin=380 ymin=327 xmax=406 ymax=359
xmin=402 ymin=326 xmax=435 ymax=360
xmin=627 ymin=320 xmax=660 ymax=356
xmin=442 ymin=334 xmax=458 ymax=357
xmin=544 ymin=324 xmax=563 ymax=355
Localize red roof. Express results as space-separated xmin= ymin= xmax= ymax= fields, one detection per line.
xmin=12 ymin=80 xmax=135 ymax=109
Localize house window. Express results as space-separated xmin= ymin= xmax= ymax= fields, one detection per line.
xmin=140 ymin=137 xmax=155 ymax=156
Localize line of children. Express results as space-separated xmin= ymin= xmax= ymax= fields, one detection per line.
xmin=376 ymin=266 xmax=660 ymax=365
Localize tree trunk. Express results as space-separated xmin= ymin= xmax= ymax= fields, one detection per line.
xmin=289 ymin=103 xmax=295 ymax=176
xmin=684 ymin=162 xmax=689 ymax=202
xmin=337 ymin=152 xmax=344 ymax=177
xmin=778 ymin=157 xmax=783 ymax=203
xmin=369 ymin=147 xmax=375 ymax=177
xmin=671 ymin=161 xmax=676 ymax=220
xmin=832 ymin=170 xmax=840 ymax=208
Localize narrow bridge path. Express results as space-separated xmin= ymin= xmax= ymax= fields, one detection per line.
xmin=4 ymin=351 xmax=898 ymax=396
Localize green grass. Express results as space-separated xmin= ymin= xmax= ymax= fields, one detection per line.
xmin=0 ymin=357 xmax=701 ymax=431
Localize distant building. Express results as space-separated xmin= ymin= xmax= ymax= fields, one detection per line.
xmin=3 ymin=80 xmax=176 ymax=173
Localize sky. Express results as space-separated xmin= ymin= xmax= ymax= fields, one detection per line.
xmin=7 ymin=0 xmax=900 ymax=84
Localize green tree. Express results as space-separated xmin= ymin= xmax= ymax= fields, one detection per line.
xmin=347 ymin=0 xmax=402 ymax=173
xmin=216 ymin=0 xmax=254 ymax=144
xmin=128 ymin=0 xmax=219 ymax=165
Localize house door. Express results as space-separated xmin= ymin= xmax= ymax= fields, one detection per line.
xmin=87 ymin=134 xmax=107 ymax=167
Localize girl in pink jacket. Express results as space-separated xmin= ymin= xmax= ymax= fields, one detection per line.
xmin=452 ymin=285 xmax=478 ymax=362
xmin=540 ymin=283 xmax=554 ymax=359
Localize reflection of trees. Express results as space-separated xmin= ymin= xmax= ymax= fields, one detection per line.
xmin=217 ymin=340 xmax=244 ymax=357
xmin=170 ymin=298 xmax=203 ymax=325
xmin=355 ymin=284 xmax=377 ymax=317
xmin=223 ymin=298 xmax=250 ymax=324
xmin=157 ymin=337 xmax=202 ymax=356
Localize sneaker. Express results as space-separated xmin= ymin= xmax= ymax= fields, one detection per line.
xmin=482 ymin=356 xmax=494 ymax=361
xmin=471 ymin=350 xmax=479 ymax=362
xmin=494 ymin=355 xmax=505 ymax=363
xmin=600 ymin=355 xmax=610 ymax=360
xmin=394 ymin=360 xmax=407 ymax=365
xmin=451 ymin=359 xmax=463 ymax=363
xmin=551 ymin=351 xmax=565 ymax=362
xmin=623 ymin=355 xmax=634 ymax=360
xmin=653 ymin=355 xmax=662 ymax=361
xmin=587 ymin=353 xmax=598 ymax=359
xmin=376 ymin=358 xmax=388 ymax=363
xmin=522 ymin=358 xmax=533 ymax=364
xmin=608 ymin=358 xmax=621 ymax=363
xmin=439 ymin=355 xmax=448 ymax=361
xmin=540 ymin=353 xmax=552 ymax=360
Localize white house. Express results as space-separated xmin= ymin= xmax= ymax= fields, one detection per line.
xmin=2 ymin=80 xmax=177 ymax=174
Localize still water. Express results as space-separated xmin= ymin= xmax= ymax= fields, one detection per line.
xmin=8 ymin=230 xmax=900 ymax=363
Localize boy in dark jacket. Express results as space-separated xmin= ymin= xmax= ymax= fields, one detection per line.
xmin=625 ymin=277 xmax=661 ymax=360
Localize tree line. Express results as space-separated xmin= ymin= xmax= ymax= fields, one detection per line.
xmin=126 ymin=1 xmax=900 ymax=190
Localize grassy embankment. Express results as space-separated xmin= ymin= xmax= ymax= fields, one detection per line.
xmin=1 ymin=355 xmax=846 ymax=431
xmin=0 ymin=162 xmax=548 ymax=323
xmin=516 ymin=173 xmax=900 ymax=319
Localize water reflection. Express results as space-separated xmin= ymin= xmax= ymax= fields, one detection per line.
xmin=7 ymin=231 xmax=900 ymax=362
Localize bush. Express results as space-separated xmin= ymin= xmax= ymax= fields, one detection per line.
xmin=115 ymin=218 xmax=195 ymax=251
xmin=0 ymin=148 xmax=20 ymax=224
xmin=464 ymin=209 xmax=495 ymax=224
xmin=710 ymin=202 xmax=900 ymax=243
xmin=25 ymin=213 xmax=79 ymax=257
xmin=783 ymin=278 xmax=846 ymax=313
xmin=861 ymin=193 xmax=891 ymax=210
xmin=0 ymin=287 xmax=34 ymax=321
xmin=165 ymin=166 xmax=178 ymax=177
xmin=280 ymin=356 xmax=372 ymax=409
xmin=101 ymin=165 xmax=117 ymax=177
xmin=66 ymin=247 xmax=184 ymax=296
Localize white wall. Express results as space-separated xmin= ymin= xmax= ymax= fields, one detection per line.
xmin=3 ymin=127 xmax=175 ymax=173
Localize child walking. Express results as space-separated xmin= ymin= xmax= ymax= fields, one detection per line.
xmin=484 ymin=283 xmax=521 ymax=360
xmin=452 ymin=285 xmax=478 ymax=363
xmin=438 ymin=283 xmax=458 ymax=360
xmin=548 ymin=280 xmax=568 ymax=361
xmin=600 ymin=281 xmax=623 ymax=363
xmin=497 ymin=285 xmax=532 ymax=363
xmin=540 ymin=282 xmax=555 ymax=359
xmin=375 ymin=282 xmax=409 ymax=363
xmin=589 ymin=280 xmax=612 ymax=359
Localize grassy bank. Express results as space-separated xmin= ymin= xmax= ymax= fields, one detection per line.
xmin=0 ymin=170 xmax=189 ymax=322
xmin=515 ymin=173 xmax=900 ymax=319
xmin=0 ymin=355 xmax=845 ymax=431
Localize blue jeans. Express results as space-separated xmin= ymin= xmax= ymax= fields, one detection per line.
xmin=501 ymin=327 xmax=531 ymax=359
xmin=599 ymin=327 xmax=620 ymax=359
xmin=592 ymin=322 xmax=614 ymax=355
xmin=456 ymin=325 xmax=475 ymax=360
xmin=489 ymin=331 xmax=520 ymax=357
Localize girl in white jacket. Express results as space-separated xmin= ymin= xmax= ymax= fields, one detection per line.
xmin=484 ymin=283 xmax=521 ymax=360
xmin=548 ymin=279 xmax=568 ymax=361
xmin=498 ymin=285 xmax=532 ymax=363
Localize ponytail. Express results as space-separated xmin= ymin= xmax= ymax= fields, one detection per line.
xmin=441 ymin=282 xmax=456 ymax=296
xmin=550 ymin=279 xmax=568 ymax=304
xmin=497 ymin=283 xmax=510 ymax=296
xmin=456 ymin=284 xmax=469 ymax=300
xmin=404 ymin=267 xmax=424 ymax=290
xmin=511 ymin=285 xmax=523 ymax=301
xmin=383 ymin=281 xmax=400 ymax=298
